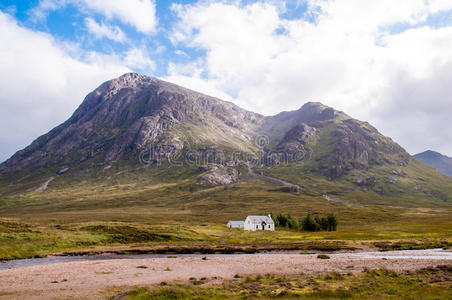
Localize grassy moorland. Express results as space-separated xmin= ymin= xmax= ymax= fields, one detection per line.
xmin=110 ymin=267 xmax=452 ymax=299
xmin=0 ymin=160 xmax=451 ymax=260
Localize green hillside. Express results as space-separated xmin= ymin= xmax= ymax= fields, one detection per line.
xmin=0 ymin=160 xmax=451 ymax=260
xmin=0 ymin=73 xmax=451 ymax=260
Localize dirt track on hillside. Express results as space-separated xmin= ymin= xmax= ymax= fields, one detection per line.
xmin=0 ymin=251 xmax=451 ymax=299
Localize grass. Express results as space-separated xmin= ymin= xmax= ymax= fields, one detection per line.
xmin=114 ymin=266 xmax=452 ymax=299
xmin=373 ymin=240 xmax=452 ymax=251
xmin=0 ymin=215 xmax=450 ymax=260
xmin=0 ymin=159 xmax=451 ymax=260
xmin=0 ymin=172 xmax=451 ymax=259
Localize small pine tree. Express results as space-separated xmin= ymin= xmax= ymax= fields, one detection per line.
xmin=301 ymin=213 xmax=319 ymax=231
xmin=314 ymin=215 xmax=320 ymax=224
xmin=288 ymin=218 xmax=299 ymax=229
xmin=320 ymin=217 xmax=329 ymax=231
xmin=276 ymin=213 xmax=288 ymax=227
xmin=327 ymin=213 xmax=338 ymax=231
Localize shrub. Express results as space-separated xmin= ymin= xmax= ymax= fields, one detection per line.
xmin=136 ymin=265 xmax=148 ymax=269
xmin=317 ymin=254 xmax=330 ymax=259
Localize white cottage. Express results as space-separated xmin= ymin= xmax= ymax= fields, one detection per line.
xmin=244 ymin=215 xmax=275 ymax=231
xmin=227 ymin=221 xmax=244 ymax=228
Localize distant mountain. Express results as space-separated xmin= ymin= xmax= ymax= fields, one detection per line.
xmin=414 ymin=150 xmax=452 ymax=177
xmin=1 ymin=73 xmax=451 ymax=206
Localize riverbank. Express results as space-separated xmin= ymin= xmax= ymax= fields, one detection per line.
xmin=0 ymin=249 xmax=451 ymax=299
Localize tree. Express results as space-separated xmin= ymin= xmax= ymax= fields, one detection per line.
xmin=319 ymin=216 xmax=329 ymax=231
xmin=301 ymin=213 xmax=319 ymax=231
xmin=275 ymin=212 xmax=338 ymax=232
xmin=315 ymin=215 xmax=329 ymax=231
xmin=288 ymin=217 xmax=299 ymax=229
xmin=276 ymin=213 xmax=288 ymax=227
xmin=327 ymin=214 xmax=338 ymax=231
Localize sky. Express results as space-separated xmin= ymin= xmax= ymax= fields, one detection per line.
xmin=1 ymin=0 xmax=452 ymax=163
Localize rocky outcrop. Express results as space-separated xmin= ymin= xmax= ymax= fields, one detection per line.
xmin=319 ymin=119 xmax=410 ymax=180
xmin=354 ymin=176 xmax=377 ymax=188
xmin=273 ymin=123 xmax=316 ymax=163
xmin=198 ymin=166 xmax=239 ymax=186
xmin=34 ymin=177 xmax=55 ymax=192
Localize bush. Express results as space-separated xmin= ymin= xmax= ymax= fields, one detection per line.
xmin=317 ymin=254 xmax=330 ymax=259
xmin=136 ymin=265 xmax=148 ymax=269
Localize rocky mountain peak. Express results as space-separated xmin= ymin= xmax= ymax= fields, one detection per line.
xmin=1 ymin=73 xmax=412 ymax=183
xmin=294 ymin=101 xmax=337 ymax=123
xmin=1 ymin=73 xmax=263 ymax=171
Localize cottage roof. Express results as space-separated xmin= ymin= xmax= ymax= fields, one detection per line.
xmin=227 ymin=221 xmax=244 ymax=225
xmin=246 ymin=215 xmax=274 ymax=225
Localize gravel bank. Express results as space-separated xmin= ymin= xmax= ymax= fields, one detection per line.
xmin=0 ymin=250 xmax=451 ymax=299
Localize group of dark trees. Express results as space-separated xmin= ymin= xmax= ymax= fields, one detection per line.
xmin=272 ymin=213 xmax=338 ymax=232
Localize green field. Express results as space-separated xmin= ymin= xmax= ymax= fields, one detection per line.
xmin=1 ymin=161 xmax=451 ymax=260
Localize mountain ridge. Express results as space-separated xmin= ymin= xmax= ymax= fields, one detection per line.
xmin=1 ymin=72 xmax=451 ymax=206
xmin=414 ymin=150 xmax=452 ymax=177
xmin=1 ymin=73 xmax=409 ymax=175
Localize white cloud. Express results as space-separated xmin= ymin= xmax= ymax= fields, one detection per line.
xmin=123 ymin=48 xmax=155 ymax=71
xmin=0 ymin=11 xmax=131 ymax=162
xmin=84 ymin=17 xmax=126 ymax=42
xmin=169 ymin=0 xmax=452 ymax=156
xmin=31 ymin=0 xmax=157 ymax=34
xmin=82 ymin=0 xmax=157 ymax=34
xmin=28 ymin=0 xmax=68 ymax=22
xmin=165 ymin=60 xmax=235 ymax=103
xmin=5 ymin=0 xmax=452 ymax=159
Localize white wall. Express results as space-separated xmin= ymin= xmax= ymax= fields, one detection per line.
xmin=227 ymin=224 xmax=243 ymax=228
xmin=244 ymin=217 xmax=274 ymax=231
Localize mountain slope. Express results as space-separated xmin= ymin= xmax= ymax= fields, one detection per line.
xmin=1 ymin=73 xmax=262 ymax=173
xmin=414 ymin=150 xmax=452 ymax=177
xmin=0 ymin=73 xmax=451 ymax=207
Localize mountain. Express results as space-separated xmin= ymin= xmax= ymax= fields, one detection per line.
xmin=1 ymin=73 xmax=261 ymax=172
xmin=414 ymin=150 xmax=452 ymax=177
xmin=1 ymin=72 xmax=451 ymax=207
xmin=0 ymin=73 xmax=408 ymax=176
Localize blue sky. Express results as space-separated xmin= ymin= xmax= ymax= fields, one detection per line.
xmin=1 ymin=0 xmax=452 ymax=162
xmin=0 ymin=0 xmax=312 ymax=79
xmin=0 ymin=0 xmax=201 ymax=77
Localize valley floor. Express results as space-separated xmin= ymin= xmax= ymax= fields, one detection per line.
xmin=0 ymin=250 xmax=451 ymax=299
